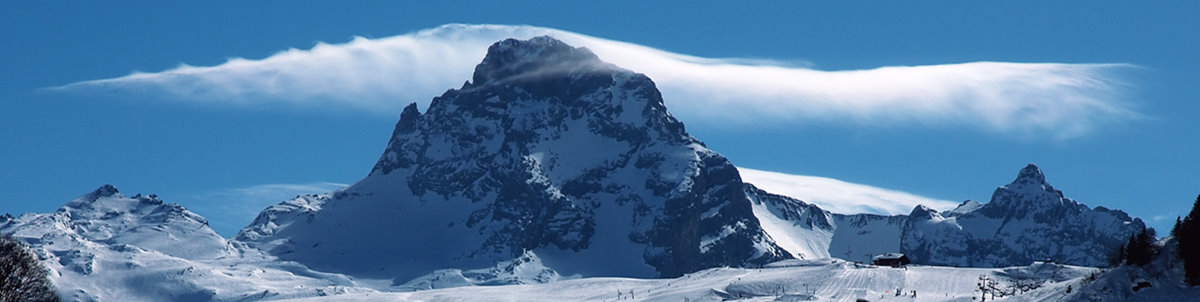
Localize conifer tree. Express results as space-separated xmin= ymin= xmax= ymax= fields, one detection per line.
xmin=1123 ymin=227 xmax=1156 ymax=267
xmin=1178 ymin=194 xmax=1200 ymax=286
xmin=1173 ymin=216 xmax=1182 ymax=237
xmin=1107 ymin=244 xmax=1125 ymax=267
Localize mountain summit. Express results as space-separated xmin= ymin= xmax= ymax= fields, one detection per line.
xmin=237 ymin=36 xmax=789 ymax=280
xmin=1013 ymin=163 xmax=1048 ymax=186
xmin=470 ymin=36 xmax=608 ymax=86
xmin=981 ymin=163 xmax=1080 ymax=221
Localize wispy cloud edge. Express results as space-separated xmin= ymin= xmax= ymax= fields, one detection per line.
xmin=737 ymin=167 xmax=960 ymax=216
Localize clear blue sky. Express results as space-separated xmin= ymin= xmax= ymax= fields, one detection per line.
xmin=2 ymin=1 xmax=1196 ymax=236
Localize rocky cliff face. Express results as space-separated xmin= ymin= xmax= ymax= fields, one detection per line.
xmin=236 ymin=36 xmax=789 ymax=279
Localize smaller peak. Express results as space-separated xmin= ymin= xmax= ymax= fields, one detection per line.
xmin=85 ymin=184 xmax=121 ymax=201
xmin=909 ymin=204 xmax=940 ymax=219
xmin=137 ymin=193 xmax=164 ymax=205
xmin=947 ymin=200 xmax=983 ymax=215
xmin=391 ymin=102 xmax=423 ymax=136
xmin=1012 ymin=163 xmax=1047 ymax=186
xmin=513 ymin=249 xmax=541 ymax=263
xmin=400 ymin=102 xmax=420 ymax=119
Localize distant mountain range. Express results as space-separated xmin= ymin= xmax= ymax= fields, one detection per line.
xmin=0 ymin=37 xmax=1148 ymax=301
xmin=753 ymin=163 xmax=1145 ymax=267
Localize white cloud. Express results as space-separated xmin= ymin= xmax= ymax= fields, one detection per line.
xmin=56 ymin=24 xmax=1139 ymax=138
xmin=737 ymin=167 xmax=960 ymax=215
xmin=180 ymin=182 xmax=348 ymax=237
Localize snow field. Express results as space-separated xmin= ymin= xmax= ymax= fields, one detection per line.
xmin=283 ymin=259 xmax=1099 ymax=302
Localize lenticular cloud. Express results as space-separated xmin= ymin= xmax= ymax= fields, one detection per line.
xmin=57 ymin=24 xmax=1139 ymax=139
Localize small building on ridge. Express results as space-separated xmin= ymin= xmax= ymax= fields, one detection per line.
xmin=872 ymin=253 xmax=911 ymax=267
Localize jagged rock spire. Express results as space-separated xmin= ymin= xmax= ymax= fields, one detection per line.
xmin=1011 ymin=163 xmax=1048 ymax=186
xmin=986 ymin=163 xmax=1068 ymax=213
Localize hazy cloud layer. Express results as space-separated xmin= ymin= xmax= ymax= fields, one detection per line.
xmin=738 ymin=167 xmax=959 ymax=215
xmin=58 ymin=24 xmax=1139 ymax=138
xmin=181 ymin=182 xmax=348 ymax=237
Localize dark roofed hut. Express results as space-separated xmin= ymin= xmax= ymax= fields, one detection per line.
xmin=872 ymin=253 xmax=911 ymax=267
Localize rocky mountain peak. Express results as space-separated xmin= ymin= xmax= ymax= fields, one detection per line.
xmin=84 ymin=184 xmax=121 ymax=201
xmin=371 ymin=36 xmax=688 ymax=178
xmin=908 ymin=204 xmax=941 ymax=220
xmin=988 ymin=163 xmax=1069 ymax=213
xmin=1011 ymin=163 xmax=1048 ymax=187
xmin=396 ymin=102 xmax=422 ymax=130
xmin=471 ymin=36 xmax=606 ymax=86
xmin=250 ymin=37 xmax=787 ymax=279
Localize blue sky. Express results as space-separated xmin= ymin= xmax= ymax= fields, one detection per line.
xmin=1 ymin=1 xmax=1196 ymax=236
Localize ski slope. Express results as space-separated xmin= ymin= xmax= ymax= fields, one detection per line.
xmin=284 ymin=259 xmax=1100 ymax=302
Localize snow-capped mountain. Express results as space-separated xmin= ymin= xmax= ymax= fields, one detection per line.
xmin=235 ymin=36 xmax=789 ymax=280
xmin=0 ymin=185 xmax=373 ymax=301
xmin=900 ymin=164 xmax=1146 ymax=267
xmin=746 ymin=164 xmax=1144 ymax=268
xmin=4 ymin=184 xmax=233 ymax=261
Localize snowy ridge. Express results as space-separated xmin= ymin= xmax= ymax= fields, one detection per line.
xmin=392 ymin=250 xmax=559 ymax=291
xmin=234 ymin=193 xmax=330 ymax=252
xmin=0 ymin=185 xmax=372 ymax=301
xmin=746 ymin=184 xmax=834 ymax=260
xmin=742 ymin=164 xmax=1144 ymax=267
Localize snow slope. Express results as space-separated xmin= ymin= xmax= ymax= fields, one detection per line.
xmin=829 ymin=213 xmax=908 ymax=263
xmin=1055 ymin=237 xmax=1200 ymax=302
xmin=746 ymin=185 xmax=834 ymax=260
xmin=283 ymin=258 xmax=1104 ymax=302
